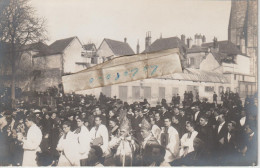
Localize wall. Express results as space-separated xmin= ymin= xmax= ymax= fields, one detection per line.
xmin=77 ymin=78 xmax=231 ymax=106
xmin=200 ymin=53 xmax=220 ymax=71
xmin=33 ymin=54 xmax=62 ymax=70
xmin=96 ymin=40 xmax=114 ymax=58
xmin=235 ymin=55 xmax=250 ymax=75
xmin=63 ymin=38 xmax=86 ymax=73
xmin=186 ymin=52 xmax=206 ymax=69
xmin=31 ymin=68 xmax=62 ymax=91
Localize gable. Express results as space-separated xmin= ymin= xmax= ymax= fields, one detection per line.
xmin=200 ymin=53 xmax=220 ymax=71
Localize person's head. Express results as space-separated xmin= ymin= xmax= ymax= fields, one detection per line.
xmin=68 ymin=115 xmax=74 ymax=121
xmin=155 ymin=113 xmax=160 ymax=121
xmin=62 ymin=121 xmax=71 ymax=133
xmin=84 ymin=120 xmax=89 ymax=128
xmin=120 ymin=128 xmax=129 ymax=137
xmin=109 ymin=119 xmax=117 ymax=128
xmin=151 ymin=144 xmax=166 ymax=164
xmin=199 ymin=115 xmax=208 ymax=126
xmin=149 ymin=117 xmax=156 ymax=125
xmin=51 ymin=113 xmax=56 ymax=119
xmin=179 ymin=109 xmax=185 ymax=116
xmin=191 ymin=105 xmax=199 ymax=113
xmin=138 ymin=109 xmax=144 ymax=117
xmin=44 ymin=114 xmax=50 ymax=120
xmin=95 ymin=107 xmax=101 ymax=115
xmin=186 ymin=121 xmax=195 ymax=132
xmin=134 ymin=109 xmax=139 ymax=117
xmin=241 ymin=109 xmax=246 ymax=117
xmin=76 ymin=117 xmax=84 ymax=127
xmin=65 ymin=106 xmax=70 ymax=112
xmin=227 ymin=121 xmax=236 ymax=133
xmin=140 ymin=128 xmax=151 ymax=140
xmin=128 ymin=108 xmax=133 ymax=113
xmin=172 ymin=115 xmax=179 ymax=124
xmin=218 ymin=114 xmax=225 ymax=124
xmin=18 ymin=118 xmax=24 ymax=124
xmin=94 ymin=115 xmax=102 ymax=126
xmin=25 ymin=115 xmax=36 ymax=128
xmin=108 ymin=110 xmax=115 ymax=117
xmin=81 ymin=112 xmax=86 ymax=118
xmin=173 ymin=107 xmax=180 ymax=115
xmin=164 ymin=117 xmax=171 ymax=127
xmin=88 ymin=146 xmax=103 ymax=165
xmin=160 ymin=106 xmax=166 ymax=113
xmin=140 ymin=118 xmax=152 ymax=139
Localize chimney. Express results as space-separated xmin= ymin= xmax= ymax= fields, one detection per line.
xmin=136 ymin=40 xmax=140 ymax=54
xmin=202 ymin=35 xmax=206 ymax=43
xmin=213 ymin=37 xmax=218 ymax=48
xmin=145 ymin=31 xmax=152 ymax=51
xmin=211 ymin=37 xmax=219 ymax=52
xmin=181 ymin=34 xmax=186 ymax=44
xmin=187 ymin=37 xmax=193 ymax=48
xmin=124 ymin=37 xmax=127 ymax=43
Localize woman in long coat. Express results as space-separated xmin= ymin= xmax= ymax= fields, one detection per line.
xmin=19 ymin=115 xmax=42 ymax=166
xmin=56 ymin=121 xmax=80 ymax=166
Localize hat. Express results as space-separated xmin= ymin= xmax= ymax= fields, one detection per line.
xmin=119 ymin=117 xmax=131 ymax=131
xmin=140 ymin=118 xmax=152 ymax=131
xmin=33 ymin=109 xmax=41 ymax=113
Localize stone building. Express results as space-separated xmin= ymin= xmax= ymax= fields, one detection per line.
xmin=228 ymin=0 xmax=258 ymax=76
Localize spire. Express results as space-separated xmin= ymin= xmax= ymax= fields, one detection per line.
xmin=145 ymin=31 xmax=152 ymax=52
xmin=136 ymin=39 xmax=140 ymax=54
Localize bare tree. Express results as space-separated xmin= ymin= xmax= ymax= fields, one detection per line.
xmin=0 ymin=0 xmax=47 ymax=107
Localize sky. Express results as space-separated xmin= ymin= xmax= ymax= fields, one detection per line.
xmin=30 ymin=0 xmax=231 ymax=52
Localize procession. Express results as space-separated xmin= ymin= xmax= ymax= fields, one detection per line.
xmin=0 ymin=0 xmax=258 ymax=166
xmin=0 ymin=86 xmax=257 ymax=166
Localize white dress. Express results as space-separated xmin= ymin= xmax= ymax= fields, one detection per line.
xmin=74 ymin=125 xmax=91 ymax=160
xmin=57 ymin=131 xmax=80 ymax=166
xmin=90 ymin=124 xmax=109 ymax=156
xmin=161 ymin=126 xmax=180 ymax=162
xmin=22 ymin=124 xmax=42 ymax=166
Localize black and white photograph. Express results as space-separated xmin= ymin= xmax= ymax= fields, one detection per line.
xmin=0 ymin=0 xmax=258 ymax=166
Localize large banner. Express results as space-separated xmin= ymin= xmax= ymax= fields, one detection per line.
xmin=62 ymin=48 xmax=182 ymax=93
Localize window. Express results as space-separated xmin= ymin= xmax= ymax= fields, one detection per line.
xmin=91 ymin=57 xmax=95 ymax=64
xmin=159 ymin=87 xmax=165 ymax=99
xmin=132 ymin=86 xmax=140 ymax=99
xmin=143 ymin=86 xmax=151 ymax=99
xmin=205 ymin=86 xmax=214 ymax=92
xmin=190 ymin=58 xmax=195 ymax=65
xmin=234 ymin=74 xmax=236 ymax=80
xmin=242 ymin=75 xmax=245 ymax=81
xmin=119 ymin=86 xmax=128 ymax=101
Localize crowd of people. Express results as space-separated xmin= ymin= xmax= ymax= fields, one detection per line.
xmin=0 ymin=86 xmax=258 ymax=166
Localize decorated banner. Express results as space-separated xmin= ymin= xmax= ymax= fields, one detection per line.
xmin=62 ymin=48 xmax=182 ymax=93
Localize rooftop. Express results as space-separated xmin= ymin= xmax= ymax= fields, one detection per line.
xmin=159 ymin=68 xmax=229 ymax=83
xmin=142 ymin=36 xmax=187 ymax=54
xmin=103 ymin=38 xmax=135 ymax=56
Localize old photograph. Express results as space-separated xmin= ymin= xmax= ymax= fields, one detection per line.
xmin=0 ymin=0 xmax=258 ymax=166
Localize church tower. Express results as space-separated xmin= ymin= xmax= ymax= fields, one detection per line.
xmin=228 ymin=0 xmax=258 ymax=75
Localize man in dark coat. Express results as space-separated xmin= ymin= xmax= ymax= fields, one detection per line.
xmin=196 ymin=115 xmax=214 ymax=161
xmin=213 ymin=113 xmax=228 ymax=163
